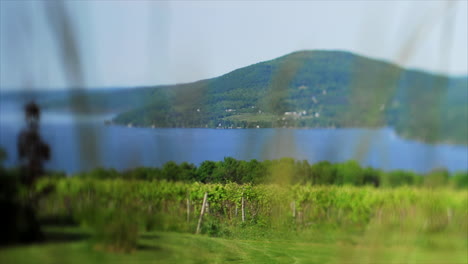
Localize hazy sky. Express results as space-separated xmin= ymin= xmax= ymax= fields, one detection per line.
xmin=1 ymin=0 xmax=467 ymax=90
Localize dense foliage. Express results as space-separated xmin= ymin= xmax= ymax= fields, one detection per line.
xmin=37 ymin=178 xmax=467 ymax=241
xmin=2 ymin=154 xmax=466 ymax=251
xmin=72 ymin=158 xmax=468 ymax=189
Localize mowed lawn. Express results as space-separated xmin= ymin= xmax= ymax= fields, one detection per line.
xmin=0 ymin=226 xmax=466 ymax=264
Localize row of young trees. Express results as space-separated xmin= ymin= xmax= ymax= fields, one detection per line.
xmin=74 ymin=157 xmax=468 ymax=188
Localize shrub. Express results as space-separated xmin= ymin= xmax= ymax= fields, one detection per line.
xmin=451 ymin=171 xmax=468 ymax=189
xmin=91 ymin=206 xmax=140 ymax=252
xmin=424 ymin=168 xmax=449 ymax=188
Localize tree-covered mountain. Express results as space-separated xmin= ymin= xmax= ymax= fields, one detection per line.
xmin=22 ymin=50 xmax=468 ymax=144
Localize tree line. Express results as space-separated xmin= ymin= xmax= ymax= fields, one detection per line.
xmin=67 ymin=157 xmax=468 ymax=188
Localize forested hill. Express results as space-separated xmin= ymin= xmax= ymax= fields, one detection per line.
xmin=33 ymin=50 xmax=468 ymax=144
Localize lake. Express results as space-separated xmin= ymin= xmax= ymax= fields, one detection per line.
xmin=0 ymin=104 xmax=467 ymax=174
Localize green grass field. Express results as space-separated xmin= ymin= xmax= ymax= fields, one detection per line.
xmin=1 ymin=179 xmax=467 ymax=264
xmin=1 ymin=225 xmax=466 ymax=264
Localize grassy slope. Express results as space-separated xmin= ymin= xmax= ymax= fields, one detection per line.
xmin=1 ymin=227 xmax=466 ymax=264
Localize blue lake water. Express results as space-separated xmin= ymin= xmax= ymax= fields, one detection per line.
xmin=0 ymin=105 xmax=467 ymax=174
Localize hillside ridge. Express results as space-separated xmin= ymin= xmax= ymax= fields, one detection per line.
xmin=6 ymin=50 xmax=466 ymax=144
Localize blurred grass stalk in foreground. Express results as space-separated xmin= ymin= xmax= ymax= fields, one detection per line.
xmin=1 ymin=0 xmax=466 ymax=262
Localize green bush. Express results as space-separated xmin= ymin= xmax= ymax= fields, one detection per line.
xmin=451 ymin=171 xmax=468 ymax=189
xmin=88 ymin=206 xmax=140 ymax=252
xmin=94 ymin=212 xmax=139 ymax=253
xmin=424 ymin=168 xmax=449 ymax=188
xmin=72 ymin=194 xmax=140 ymax=253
